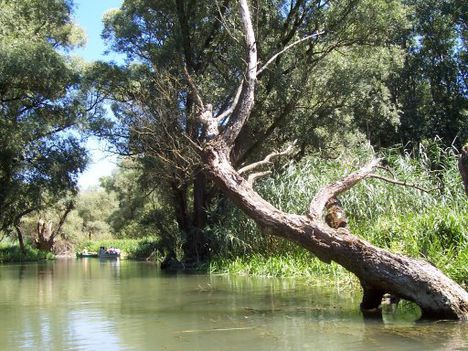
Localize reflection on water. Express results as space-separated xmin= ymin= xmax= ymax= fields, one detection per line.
xmin=0 ymin=259 xmax=466 ymax=351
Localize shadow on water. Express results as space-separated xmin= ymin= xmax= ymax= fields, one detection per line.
xmin=0 ymin=259 xmax=465 ymax=351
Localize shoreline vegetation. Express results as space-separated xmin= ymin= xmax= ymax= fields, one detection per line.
xmin=1 ymin=146 xmax=467 ymax=290
xmin=2 ymin=237 xmax=466 ymax=291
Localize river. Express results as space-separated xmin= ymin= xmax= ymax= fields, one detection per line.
xmin=0 ymin=259 xmax=466 ymax=350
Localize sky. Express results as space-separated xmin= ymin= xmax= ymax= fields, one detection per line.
xmin=72 ymin=0 xmax=124 ymax=190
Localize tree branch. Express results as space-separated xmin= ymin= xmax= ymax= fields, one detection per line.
xmin=50 ymin=201 xmax=74 ymax=241
xmin=238 ymin=143 xmax=294 ymax=175
xmin=222 ymin=0 xmax=257 ymax=147
xmin=256 ymin=32 xmax=324 ymax=76
xmin=309 ymin=158 xmax=381 ymax=219
xmin=247 ymin=171 xmax=272 ymax=186
xmin=183 ymin=63 xmax=204 ymax=109
xmin=215 ymin=79 xmax=244 ymax=121
xmin=368 ymin=174 xmax=438 ymax=194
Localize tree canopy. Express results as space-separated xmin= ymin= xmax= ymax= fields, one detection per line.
xmin=95 ymin=0 xmax=413 ymax=259
xmin=0 ymin=0 xmax=104 ymax=236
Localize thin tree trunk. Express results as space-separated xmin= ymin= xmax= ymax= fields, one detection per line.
xmin=14 ymin=225 xmax=26 ymax=254
xmin=459 ymin=145 xmax=468 ymax=196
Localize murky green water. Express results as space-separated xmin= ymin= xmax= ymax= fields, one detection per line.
xmin=0 ymin=259 xmax=466 ymax=351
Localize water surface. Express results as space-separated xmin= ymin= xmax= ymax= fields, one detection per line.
xmin=0 ymin=259 xmax=466 ymax=351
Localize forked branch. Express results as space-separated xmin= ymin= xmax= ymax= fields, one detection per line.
xmin=216 ymin=80 xmax=244 ymax=122
xmin=309 ymin=158 xmax=381 ymax=219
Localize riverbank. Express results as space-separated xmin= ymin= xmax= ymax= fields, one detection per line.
xmin=2 ymin=236 xmax=466 ymax=290
xmin=0 ymin=243 xmax=54 ymax=263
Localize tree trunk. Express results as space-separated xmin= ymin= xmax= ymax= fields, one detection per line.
xmin=459 ymin=145 xmax=468 ymax=197
xmin=202 ymin=145 xmax=468 ymax=320
xmin=191 ymin=171 xmax=210 ymax=261
xmin=35 ymin=202 xmax=73 ymax=252
xmin=14 ymin=225 xmax=26 ymax=254
xmin=35 ymin=219 xmax=54 ymax=252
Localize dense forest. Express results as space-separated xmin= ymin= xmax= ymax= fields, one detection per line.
xmin=0 ymin=0 xmax=467 ymax=318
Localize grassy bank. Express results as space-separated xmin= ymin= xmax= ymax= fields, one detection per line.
xmin=0 ymin=243 xmax=54 ymax=263
xmin=207 ymin=144 xmax=468 ymax=287
xmin=208 ymin=252 xmax=357 ymax=286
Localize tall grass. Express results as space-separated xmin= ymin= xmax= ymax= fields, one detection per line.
xmin=209 ymin=142 xmax=467 ymax=285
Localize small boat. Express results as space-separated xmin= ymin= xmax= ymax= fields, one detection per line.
xmin=99 ymin=246 xmax=121 ymax=259
xmin=76 ymin=251 xmax=98 ymax=258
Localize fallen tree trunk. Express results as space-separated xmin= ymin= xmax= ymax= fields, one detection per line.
xmin=202 ymin=144 xmax=468 ymax=320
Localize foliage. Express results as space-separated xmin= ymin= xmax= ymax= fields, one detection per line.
xmin=72 ymin=188 xmax=117 ymax=240
xmin=100 ymin=159 xmax=159 ymax=238
xmin=389 ymin=0 xmax=467 ymax=146
xmin=209 ymin=252 xmax=356 ymax=286
xmin=0 ymin=0 xmax=105 ymax=238
xmin=0 ymin=242 xmax=54 ymax=263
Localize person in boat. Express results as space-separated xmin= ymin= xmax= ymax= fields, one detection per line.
xmin=107 ymin=247 xmax=121 ymax=255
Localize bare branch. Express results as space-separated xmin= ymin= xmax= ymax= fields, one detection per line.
xmin=182 ymin=133 xmax=203 ymax=152
xmin=376 ymin=165 xmax=396 ymax=179
xmin=183 ymin=63 xmax=204 ymax=109
xmin=247 ymin=171 xmax=272 ymax=186
xmin=309 ymin=158 xmax=381 ymax=219
xmin=368 ymin=174 xmax=438 ymax=194
xmin=257 ymin=32 xmax=325 ymax=76
xmin=222 ymin=0 xmax=257 ymax=147
xmin=215 ymin=79 xmax=244 ymax=121
xmin=238 ymin=143 xmax=294 ymax=174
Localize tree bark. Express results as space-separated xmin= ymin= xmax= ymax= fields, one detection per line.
xmin=14 ymin=225 xmax=26 ymax=254
xmin=35 ymin=202 xmax=74 ymax=252
xmin=201 ymin=144 xmax=468 ymax=320
xmin=459 ymin=145 xmax=468 ymax=197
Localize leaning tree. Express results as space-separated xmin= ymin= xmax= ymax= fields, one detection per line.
xmin=98 ymin=0 xmax=468 ymax=319
xmin=102 ymin=0 xmax=408 ymax=261
xmin=177 ymin=0 xmax=468 ymax=320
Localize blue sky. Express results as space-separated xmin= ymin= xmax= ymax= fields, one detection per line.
xmin=72 ymin=0 xmax=123 ymax=189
